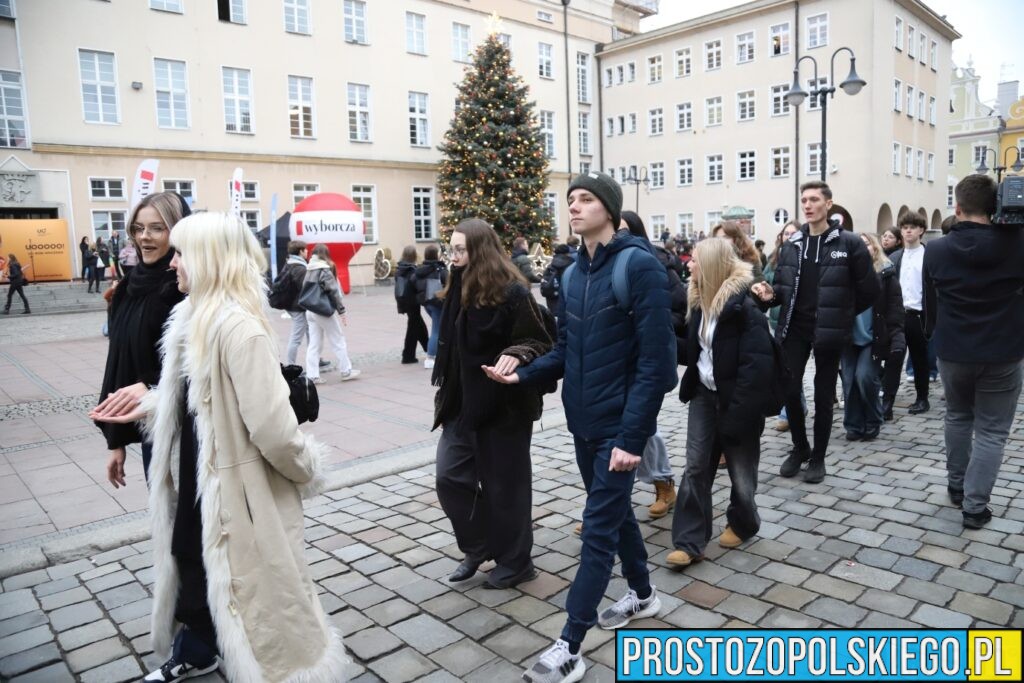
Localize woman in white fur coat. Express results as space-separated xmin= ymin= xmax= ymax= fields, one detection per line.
xmin=92 ymin=212 xmax=346 ymax=683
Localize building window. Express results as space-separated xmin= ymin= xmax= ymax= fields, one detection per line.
xmin=947 ymin=184 xmax=954 ymax=208
xmin=706 ymin=154 xmax=723 ymax=184
xmin=576 ymin=52 xmax=591 ymax=103
xmin=539 ymin=110 xmax=555 ymax=157
xmin=343 ymin=0 xmax=367 ymax=43
xmin=927 ymin=153 xmax=935 ymax=182
xmin=771 ymin=146 xmax=790 ymax=178
xmin=705 ymin=96 xmax=722 ymax=126
xmin=452 ymin=23 xmax=471 ymax=62
xmin=738 ymin=150 xmax=756 ymax=180
xmin=676 ymin=158 xmax=693 ymax=186
xmin=930 ymin=40 xmax=937 ymax=70
xmin=497 ymin=33 xmax=511 ymax=49
xmin=92 ymin=210 xmax=128 ymax=237
xmin=351 ymin=184 xmax=377 ymax=243
xmin=90 ymin=178 xmax=126 ymax=200
xmin=972 ymin=144 xmax=986 ymax=166
xmin=346 ymin=83 xmax=371 ymax=142
xmin=604 ymin=67 xmax=613 ymax=87
xmin=908 ymin=25 xmax=916 ymax=58
xmin=227 ymin=180 xmax=260 ymax=201
xmin=806 ymin=13 xmax=828 ymax=48
xmin=628 ymin=112 xmax=637 ymax=133
xmin=538 ymin=43 xmax=554 ymax=79
xmin=578 ymin=112 xmax=591 ymax=155
xmin=616 ymin=115 xmax=625 ymax=135
xmin=219 ymin=0 xmax=247 ymax=23
xmin=240 ymin=210 xmax=261 ymax=230
xmin=947 ymin=147 xmax=954 ymax=165
xmin=918 ymin=91 xmax=926 ymax=121
xmin=773 ymin=208 xmax=790 ymax=226
xmin=916 ymin=149 xmax=925 ymax=179
xmin=807 ymin=78 xmax=827 ymax=111
xmin=905 ymin=146 xmax=914 ymax=177
xmin=627 ymin=62 xmax=636 ymax=82
xmin=79 ymin=50 xmax=119 ymax=124
xmin=647 ymin=54 xmax=663 ymax=83
xmin=150 ymin=0 xmax=183 ymax=12
xmin=153 ymin=59 xmax=189 ymax=129
xmin=284 ymin=0 xmax=310 ymax=35
xmin=770 ymin=23 xmax=790 ymax=56
xmin=736 ymin=31 xmax=754 ymax=64
xmin=537 ymin=10 xmax=553 ymax=23
xmin=579 ymin=161 xmax=591 ymax=175
xmin=704 ymin=40 xmax=722 ymax=71
xmin=163 ymin=179 xmax=194 ymax=202
xmin=222 ymin=67 xmax=252 ymax=133
xmin=706 ymin=211 xmax=723 ymax=231
xmin=412 ymin=187 xmax=435 ymax=240
xmin=648 ymin=108 xmax=663 ymax=135
xmin=893 ymin=79 xmax=902 ymax=111
xmin=737 ymin=90 xmax=755 ymax=121
xmin=605 ymin=117 xmax=614 ymax=137
xmin=677 ymin=213 xmax=694 ymax=236
xmin=894 ymin=17 xmax=903 ymax=50
xmin=928 ymin=96 xmax=936 ymax=125
xmin=648 ymin=161 xmax=665 ymax=188
xmin=408 ymin=91 xmax=428 ymax=147
xmin=892 ymin=143 xmax=901 ymax=175
xmin=406 ymin=12 xmax=427 ymax=54
xmin=293 ymin=182 xmax=319 ymax=207
xmin=919 ymin=32 xmax=927 ymax=65
xmin=650 ymin=214 xmax=666 ymax=235
xmin=543 ymin=192 xmax=558 ymax=228
xmin=906 ymin=85 xmax=915 ymax=117
xmin=676 ymin=102 xmax=692 ymax=131
xmin=807 ymin=142 xmax=822 ymax=176
xmin=675 ymin=48 xmax=691 ymax=77
xmin=771 ymin=84 xmax=790 ymax=116
xmin=0 ymin=71 xmax=27 ymax=148
xmin=288 ymin=75 xmax=314 ymax=138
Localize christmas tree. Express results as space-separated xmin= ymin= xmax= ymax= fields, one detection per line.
xmin=437 ymin=32 xmax=554 ymax=251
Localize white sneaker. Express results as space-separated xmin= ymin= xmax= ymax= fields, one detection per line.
xmin=523 ymin=639 xmax=585 ymax=683
xmin=311 ymin=377 xmax=326 ymax=385
xmin=423 ymin=357 xmax=435 ymax=369
xmin=339 ymin=369 xmax=361 ymax=381
xmin=143 ymin=657 xmax=218 ymax=682
xmin=597 ymin=586 xmax=661 ymax=630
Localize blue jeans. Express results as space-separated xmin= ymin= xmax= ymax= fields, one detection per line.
xmin=562 ymin=436 xmax=650 ymax=644
xmin=426 ymin=305 xmax=442 ymax=358
xmin=841 ymin=344 xmax=883 ymax=436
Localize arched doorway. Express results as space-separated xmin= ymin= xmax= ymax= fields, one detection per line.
xmin=876 ymin=203 xmax=893 ymax=233
xmin=917 ymin=206 xmax=927 ymax=220
xmin=896 ymin=205 xmax=911 ymax=224
xmin=829 ymin=204 xmax=854 ymax=230
xmin=931 ymin=209 xmax=942 ymax=229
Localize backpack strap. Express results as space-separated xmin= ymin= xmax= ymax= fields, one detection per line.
xmin=611 ymin=245 xmax=640 ymax=313
xmin=560 ymin=262 xmax=576 ymax=302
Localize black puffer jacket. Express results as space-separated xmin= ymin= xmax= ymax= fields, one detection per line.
xmin=652 ymin=244 xmax=689 ymax=356
xmin=769 ymin=221 xmax=880 ymax=349
xmin=679 ymin=270 xmax=774 ymax=439
xmin=868 ymin=264 xmax=906 ymax=361
xmin=414 ymin=259 xmax=447 ymax=310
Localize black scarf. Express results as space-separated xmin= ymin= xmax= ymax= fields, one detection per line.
xmin=125 ymin=249 xmax=176 ymax=299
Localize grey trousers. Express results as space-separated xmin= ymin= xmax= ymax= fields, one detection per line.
xmin=286 ymin=310 xmax=308 ymax=365
xmin=636 ymin=429 xmax=673 ymax=485
xmin=939 ymin=359 xmax=1023 ymax=515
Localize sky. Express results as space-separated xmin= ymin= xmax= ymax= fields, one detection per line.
xmin=640 ymin=0 xmax=1023 ymax=106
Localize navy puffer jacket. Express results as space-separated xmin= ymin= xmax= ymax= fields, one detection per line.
xmin=517 ymin=233 xmax=677 ymax=454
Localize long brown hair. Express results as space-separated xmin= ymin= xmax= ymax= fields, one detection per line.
xmin=712 ymin=221 xmax=760 ymax=268
xmin=311 ymin=243 xmax=337 ymax=276
xmin=443 ymin=218 xmax=527 ymax=308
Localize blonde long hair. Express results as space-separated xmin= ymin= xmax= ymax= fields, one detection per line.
xmin=170 ymin=212 xmax=274 ymax=373
xmin=686 ymin=237 xmax=753 ymax=322
xmin=859 ymin=232 xmax=891 ymax=273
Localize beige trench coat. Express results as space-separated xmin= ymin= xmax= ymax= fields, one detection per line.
xmin=142 ymin=299 xmax=347 ymax=682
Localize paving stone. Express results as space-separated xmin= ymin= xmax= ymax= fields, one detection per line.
xmin=860 ymin=612 xmax=920 ymax=628
xmin=0 ymin=641 xmax=62 ymax=679
xmin=891 ymin=556 xmax=942 ymax=580
xmin=762 ymin=584 xmax=818 ymax=610
xmin=910 ymin=604 xmax=972 ymax=628
xmin=108 ymin=598 xmax=151 ymax=624
xmin=949 ymin=592 xmax=1013 ymax=625
xmin=717 ymin=573 xmax=773 ymax=597
xmin=389 ymin=614 xmax=462 ymax=654
xmin=827 ymin=562 xmax=902 ymax=590
xmin=662 ymin=603 xmax=728 ymax=628
xmin=47 ymin=600 xmax=103 ymax=632
xmin=840 ymin=528 xmax=888 ymax=547
xmin=9 ymin=661 xmax=74 ymax=683
xmin=119 ymin=616 xmax=149 ymax=639
xmin=855 ymin=589 xmax=917 ymax=618
xmin=785 ymin=548 xmax=839 ymax=572
xmin=57 ymin=619 xmax=118 ymax=651
xmin=916 ymin=545 xmax=969 ymax=568
xmin=46 ymin=559 xmax=93 ymax=581
xmin=84 ymin=570 xmax=134 ymax=594
xmin=450 ymin=606 xmax=511 ymax=638
xmin=482 ymin=624 xmax=550 ymax=663
xmin=464 ymin=657 xmax=529 ymax=683
xmin=78 ymin=564 xmax=120 ymax=582
xmin=715 ymin=595 xmax=771 ymax=623
xmin=990 ymin=583 xmax=1024 ymax=608
xmin=935 ymin=567 xmax=995 ymax=595
xmin=38 ymin=587 xmax=90 ymax=612
xmin=819 ymin=539 xmax=860 ymax=559
xmin=803 ymin=597 xmax=867 ymax=627
xmin=346 ymin=627 xmax=403 ymax=660
xmin=0 ymin=590 xmax=38 ymax=620
xmin=896 ymin=577 xmax=956 ymax=607
xmin=0 ymin=611 xmax=47 ymax=640
xmin=676 ymin=581 xmax=728 ymax=609
xmin=2 ymin=570 xmax=50 ymax=592
xmin=394 ymin=547 xmax=442 ymax=567
xmin=329 ymin=609 xmax=373 ymax=637
xmin=716 ymin=551 xmax=769 ymax=574
xmin=495 ymin=595 xmax=559 ymax=624
xmin=322 ymin=572 xmax=371 ymax=597
xmin=78 ymin=656 xmax=143 ymax=683
xmin=95 ymin=582 xmax=148 ymax=611
xmin=344 ymin=585 xmax=396 ymax=610
xmin=963 ymin=557 xmax=1019 ymax=583
xmin=66 ymin=637 xmax=131 ymax=673
xmin=90 ymin=547 xmax=136 ymax=566
xmin=364 ymin=598 xmax=419 ymax=627
xmin=367 ymin=647 xmax=437 ymax=683
xmin=395 ymin=578 xmax=456 ymax=604
xmin=429 ymin=639 xmax=496 ymax=677
xmin=759 ymin=608 xmax=822 ymax=629
xmin=32 ymin=577 xmax=80 ymax=599
xmin=854 ymin=548 xmax=899 ymax=570
xmin=804 ymin=574 xmax=864 ymax=601
xmin=416 ymin=670 xmax=461 ymax=683
xmin=745 ymin=539 xmax=795 ymax=561
xmin=421 ymin=592 xmax=478 ymax=620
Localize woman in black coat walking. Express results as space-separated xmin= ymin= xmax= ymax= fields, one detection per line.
xmin=433 ymin=219 xmax=554 ymax=589
xmin=841 ymin=233 xmax=905 ymax=440
xmin=79 ymin=236 xmax=91 ymax=282
xmin=396 ymin=245 xmax=429 ymax=364
xmin=3 ymin=254 xmax=30 ymax=314
xmin=96 ymin=191 xmax=189 ymax=485
xmin=415 ymin=244 xmax=448 ymax=369
xmin=667 ymin=238 xmax=775 ymax=568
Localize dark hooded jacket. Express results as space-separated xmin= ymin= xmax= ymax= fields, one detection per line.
xmin=868 ymin=264 xmax=906 ymax=361
xmin=923 ymin=221 xmax=1024 ymax=364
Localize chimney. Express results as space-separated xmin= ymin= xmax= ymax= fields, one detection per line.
xmin=996 ymin=80 xmax=1020 ymax=118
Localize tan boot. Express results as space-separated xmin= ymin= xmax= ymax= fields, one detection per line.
xmin=666 ymin=549 xmax=703 ymax=568
xmin=719 ymin=526 xmax=743 ymax=548
xmin=648 ymin=480 xmax=676 ymax=519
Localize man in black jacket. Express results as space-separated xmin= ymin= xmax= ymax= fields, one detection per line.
xmin=924 ymin=174 xmax=1024 ymax=529
xmin=753 ymin=181 xmax=879 ymax=483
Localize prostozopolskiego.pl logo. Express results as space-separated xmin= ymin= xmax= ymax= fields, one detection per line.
xmin=294 ymin=218 xmax=358 ymax=237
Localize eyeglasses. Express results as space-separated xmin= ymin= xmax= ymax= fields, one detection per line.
xmin=451 ymin=245 xmax=467 ymax=256
xmin=129 ymin=223 xmax=169 ymax=238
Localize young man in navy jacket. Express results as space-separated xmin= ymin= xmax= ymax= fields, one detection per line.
xmin=484 ymin=171 xmax=677 ymax=683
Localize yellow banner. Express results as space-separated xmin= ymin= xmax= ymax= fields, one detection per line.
xmin=0 ymin=219 xmax=73 ymax=283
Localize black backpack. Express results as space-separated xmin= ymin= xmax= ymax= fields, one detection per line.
xmin=280 ymin=364 xmax=319 ymax=424
xmin=761 ymin=331 xmax=792 ymax=417
xmin=395 ymin=270 xmax=416 ymax=313
xmin=269 ymin=265 xmax=301 ymax=310
xmin=539 ymin=262 xmax=560 ymax=299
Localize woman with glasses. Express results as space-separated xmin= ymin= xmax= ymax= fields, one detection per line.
xmin=95 ymin=191 xmax=189 ymax=484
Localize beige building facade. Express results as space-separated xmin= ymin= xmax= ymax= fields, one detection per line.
xmin=0 ymin=0 xmax=654 ymax=279
xmin=597 ymin=0 xmax=959 ymax=242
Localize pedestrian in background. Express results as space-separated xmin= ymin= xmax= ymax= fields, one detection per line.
xmin=713 ymin=221 xmax=764 ymax=282
xmin=85 ymin=240 xmax=100 ymax=292
xmin=3 ymin=254 xmax=30 ymax=315
xmin=888 ymin=212 xmax=931 ymax=415
xmin=304 ymin=244 xmax=360 ymax=384
xmin=96 ymin=236 xmax=111 ymax=286
xmin=118 ymin=238 xmax=138 ymax=280
xmin=881 ymin=227 xmax=903 ymax=256
xmin=79 ymin=236 xmax=91 ymax=282
xmin=510 ymin=236 xmax=542 ymax=283
xmin=110 ymin=230 xmax=124 ymax=280
xmin=395 ymin=245 xmax=428 ymax=364
xmin=280 ymin=240 xmax=311 ymax=366
xmin=415 ymin=243 xmax=447 ymax=370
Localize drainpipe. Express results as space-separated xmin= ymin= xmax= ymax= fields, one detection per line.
xmin=794 ymin=0 xmax=801 ymax=203
xmin=562 ymin=0 xmax=573 ymax=180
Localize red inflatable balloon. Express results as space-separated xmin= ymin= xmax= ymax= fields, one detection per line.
xmin=289 ymin=193 xmax=364 ymax=294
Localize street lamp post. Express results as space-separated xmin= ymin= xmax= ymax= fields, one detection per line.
xmin=624 ymin=166 xmax=649 ymax=215
xmin=785 ymin=47 xmax=866 ymax=182
xmin=976 ymin=146 xmax=1024 ymax=183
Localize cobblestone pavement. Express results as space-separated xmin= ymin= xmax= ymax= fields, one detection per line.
xmin=1 ymin=373 xmax=1023 ymax=682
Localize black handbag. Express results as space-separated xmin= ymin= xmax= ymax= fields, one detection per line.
xmin=281 ymin=364 xmax=319 ymax=424
xmin=298 ymin=279 xmax=334 ymax=317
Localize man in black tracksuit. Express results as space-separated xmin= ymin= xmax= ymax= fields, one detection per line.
xmin=754 ymin=181 xmax=879 ymax=483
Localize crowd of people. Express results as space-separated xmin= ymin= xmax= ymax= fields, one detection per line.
xmin=85 ymin=170 xmax=1021 ymax=683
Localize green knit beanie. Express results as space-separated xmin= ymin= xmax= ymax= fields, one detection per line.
xmin=566 ymin=171 xmax=623 ymax=229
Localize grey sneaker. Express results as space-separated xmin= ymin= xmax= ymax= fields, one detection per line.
xmin=339 ymin=369 xmax=361 ymax=381
xmin=597 ymin=586 xmax=661 ymax=630
xmin=522 ymin=639 xmax=585 ymax=683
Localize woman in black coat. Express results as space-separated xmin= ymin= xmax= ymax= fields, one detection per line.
xmin=667 ymin=238 xmax=775 ymax=569
xmin=96 ymin=191 xmax=189 ymax=486
xmin=841 ymin=233 xmax=905 ymax=441
xmin=79 ymin=237 xmax=91 ymax=282
xmin=432 ymin=218 xmax=554 ymax=589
